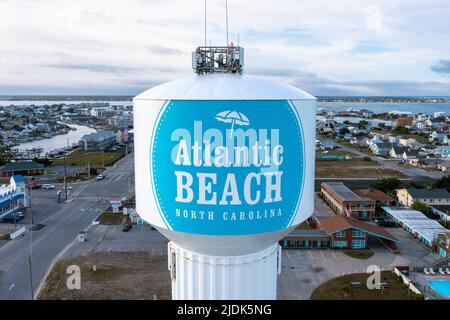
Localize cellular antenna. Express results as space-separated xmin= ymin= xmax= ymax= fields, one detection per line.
xmin=225 ymin=0 xmax=229 ymax=46
xmin=204 ymin=0 xmax=207 ymax=47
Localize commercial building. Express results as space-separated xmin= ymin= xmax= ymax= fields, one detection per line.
xmin=82 ymin=131 xmax=116 ymax=151
xmin=0 ymin=176 xmax=27 ymax=220
xmin=396 ymin=188 xmax=450 ymax=207
xmin=280 ymin=216 xmax=397 ymax=250
xmin=321 ymin=182 xmax=376 ymax=219
xmin=429 ymin=205 xmax=450 ymax=222
xmin=432 ymin=232 xmax=450 ymax=259
xmin=0 ymin=161 xmax=44 ymax=178
xmin=382 ymin=206 xmax=448 ymax=247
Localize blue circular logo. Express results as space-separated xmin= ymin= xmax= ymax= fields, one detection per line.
xmin=151 ymin=100 xmax=304 ymax=235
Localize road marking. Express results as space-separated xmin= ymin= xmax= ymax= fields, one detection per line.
xmin=308 ymin=251 xmax=313 ymax=259
xmin=9 ymin=283 xmax=15 ymax=291
xmin=285 ymin=250 xmax=290 ymax=259
xmin=331 ymin=251 xmax=338 ymax=259
xmin=296 ymin=250 xmax=301 ymax=259
xmin=320 ymin=250 xmax=327 ymax=263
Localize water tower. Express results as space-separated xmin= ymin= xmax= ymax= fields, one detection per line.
xmin=134 ymin=45 xmax=316 ymax=299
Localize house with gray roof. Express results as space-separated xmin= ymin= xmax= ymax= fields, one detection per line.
xmin=0 ymin=161 xmax=44 ymax=178
xmin=82 ymin=131 xmax=116 ymax=151
xmin=396 ymin=188 xmax=450 ymax=207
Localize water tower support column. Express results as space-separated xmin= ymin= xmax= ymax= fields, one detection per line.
xmin=168 ymin=242 xmax=281 ymax=300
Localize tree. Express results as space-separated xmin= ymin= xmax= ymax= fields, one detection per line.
xmin=392 ymin=126 xmax=409 ymax=135
xmin=371 ymin=177 xmax=402 ymax=194
xmin=411 ymin=200 xmax=430 ymax=215
xmin=339 ymin=127 xmax=350 ymax=135
xmin=432 ymin=175 xmax=450 ymax=192
xmin=358 ymin=120 xmax=368 ymax=128
xmin=32 ymin=157 xmax=52 ymax=166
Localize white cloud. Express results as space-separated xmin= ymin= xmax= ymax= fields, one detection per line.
xmin=366 ymin=5 xmax=382 ymax=31
xmin=0 ymin=0 xmax=449 ymax=95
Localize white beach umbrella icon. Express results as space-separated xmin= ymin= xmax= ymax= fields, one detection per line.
xmin=216 ymin=110 xmax=250 ymax=138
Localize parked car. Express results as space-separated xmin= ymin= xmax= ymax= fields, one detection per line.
xmin=376 ymin=220 xmax=397 ymax=228
xmin=122 ymin=224 xmax=132 ymax=232
xmin=96 ymin=174 xmax=105 ymax=180
xmin=41 ymin=184 xmax=55 ymax=190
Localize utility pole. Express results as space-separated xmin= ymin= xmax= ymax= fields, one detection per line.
xmin=64 ymin=138 xmax=70 ymax=200
xmin=63 ymin=150 xmax=68 ymax=201
xmin=28 ymin=255 xmax=34 ymax=300
xmin=27 ymin=176 xmax=34 ymax=226
xmin=87 ymin=161 xmax=91 ymax=180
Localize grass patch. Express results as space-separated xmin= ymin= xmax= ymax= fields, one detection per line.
xmin=343 ymin=250 xmax=374 ymax=260
xmin=38 ymin=252 xmax=171 ymax=300
xmin=54 ymin=150 xmax=124 ymax=167
xmin=402 ymin=134 xmax=429 ymax=145
xmin=315 ymin=159 xmax=406 ymax=178
xmin=0 ymin=234 xmax=11 ymax=240
xmin=310 ymin=271 xmax=423 ymax=300
xmin=96 ymin=211 xmax=127 ymax=225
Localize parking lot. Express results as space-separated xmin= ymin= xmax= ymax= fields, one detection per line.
xmin=278 ymin=245 xmax=395 ymax=300
xmin=61 ymin=223 xmax=168 ymax=260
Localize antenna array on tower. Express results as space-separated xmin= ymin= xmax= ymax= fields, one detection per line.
xmin=192 ymin=46 xmax=244 ymax=74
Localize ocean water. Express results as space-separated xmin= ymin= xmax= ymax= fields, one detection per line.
xmin=318 ymin=102 xmax=450 ymax=115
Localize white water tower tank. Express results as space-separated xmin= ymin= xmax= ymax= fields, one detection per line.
xmin=134 ymin=49 xmax=316 ymax=299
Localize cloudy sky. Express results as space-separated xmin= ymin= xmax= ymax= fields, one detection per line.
xmin=0 ymin=0 xmax=449 ymax=96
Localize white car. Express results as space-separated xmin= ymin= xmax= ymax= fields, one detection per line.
xmin=41 ymin=184 xmax=55 ymax=190
xmin=96 ymin=175 xmax=105 ymax=180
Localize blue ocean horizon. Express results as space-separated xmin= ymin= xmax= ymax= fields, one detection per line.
xmin=318 ymin=101 xmax=450 ymax=115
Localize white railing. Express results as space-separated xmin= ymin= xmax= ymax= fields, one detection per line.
xmin=393 ymin=267 xmax=423 ymax=295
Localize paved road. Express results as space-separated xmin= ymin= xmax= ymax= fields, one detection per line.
xmin=0 ymin=153 xmax=135 ymax=299
xmin=331 ymin=140 xmax=445 ymax=179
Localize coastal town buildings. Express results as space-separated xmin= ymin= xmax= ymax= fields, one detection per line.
xmin=0 ymin=161 xmax=44 ymax=178
xmin=432 ymin=232 xmax=450 ymax=259
xmin=320 ymin=182 xmax=376 ymax=219
xmin=382 ymin=206 xmax=448 ymax=247
xmin=396 ymin=188 xmax=450 ymax=207
xmin=82 ymin=131 xmax=116 ymax=151
xmin=0 ymin=175 xmax=27 ymax=220
xmin=280 ymin=216 xmax=397 ymax=250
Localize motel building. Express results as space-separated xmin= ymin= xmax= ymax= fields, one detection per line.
xmin=432 ymin=232 xmax=450 ymax=259
xmin=382 ymin=206 xmax=448 ymax=248
xmin=320 ymin=182 xmax=376 ymax=219
xmin=0 ymin=176 xmax=27 ymax=220
xmin=280 ymin=216 xmax=398 ymax=250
